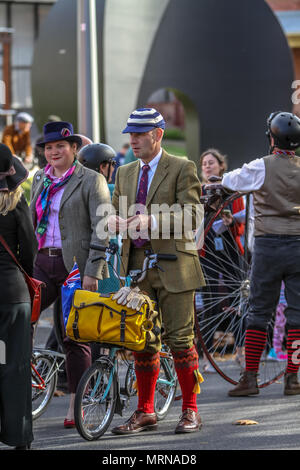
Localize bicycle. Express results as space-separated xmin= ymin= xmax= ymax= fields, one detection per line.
xmin=31 ymin=347 xmax=65 ymax=420
xmin=194 ymin=182 xmax=287 ymax=387
xmin=73 ymin=242 xmax=179 ymax=441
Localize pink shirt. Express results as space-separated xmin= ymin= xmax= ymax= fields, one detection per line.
xmin=43 ymin=166 xmax=68 ymax=248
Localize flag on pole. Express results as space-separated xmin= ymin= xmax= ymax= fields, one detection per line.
xmin=61 ymin=261 xmax=81 ymax=330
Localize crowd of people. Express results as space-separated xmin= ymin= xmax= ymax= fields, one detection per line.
xmin=0 ymin=106 xmax=300 ymax=449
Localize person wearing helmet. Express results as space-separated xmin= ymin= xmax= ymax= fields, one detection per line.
xmin=2 ymin=112 xmax=34 ymax=165
xmin=78 ymin=143 xmax=116 ymax=196
xmin=218 ymin=111 xmax=300 ymax=397
xmin=78 ymin=142 xmax=119 ymax=295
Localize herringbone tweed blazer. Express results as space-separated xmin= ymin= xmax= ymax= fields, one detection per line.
xmin=30 ymin=161 xmax=111 ymax=279
xmin=112 ymin=150 xmax=205 ymax=292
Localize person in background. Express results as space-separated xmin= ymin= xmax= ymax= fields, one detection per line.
xmin=74 ymin=134 xmax=93 ymax=151
xmin=30 ymin=121 xmax=111 ymax=428
xmin=78 ymin=142 xmax=120 ymax=358
xmin=199 ymin=148 xmax=245 ymax=371
xmin=111 ymin=142 xmax=130 ymax=183
xmin=78 ymin=142 xmax=116 ymax=196
xmin=0 ymin=143 xmax=37 ymax=449
xmin=2 ymin=112 xmax=34 ymax=166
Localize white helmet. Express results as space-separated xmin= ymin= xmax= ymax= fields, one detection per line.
xmin=16 ymin=112 xmax=34 ymax=123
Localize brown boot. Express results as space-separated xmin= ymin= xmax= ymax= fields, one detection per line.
xmin=284 ymin=373 xmax=300 ymax=395
xmin=228 ymin=370 xmax=259 ymax=397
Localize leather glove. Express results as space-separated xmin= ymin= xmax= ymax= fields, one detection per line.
xmin=112 ymin=286 xmax=146 ymax=310
xmin=112 ymin=286 xmax=132 ymax=305
xmin=126 ymin=289 xmax=147 ymax=310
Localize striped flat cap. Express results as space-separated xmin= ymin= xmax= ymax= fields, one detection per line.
xmin=122 ymin=107 xmax=165 ymax=133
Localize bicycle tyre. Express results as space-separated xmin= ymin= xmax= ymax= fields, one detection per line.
xmin=74 ymin=358 xmax=117 ymax=440
xmin=31 ymin=354 xmax=58 ymax=420
xmin=124 ymin=361 xmax=137 ymax=397
xmin=195 ymin=191 xmax=286 ymax=387
xmin=154 ymin=354 xmax=177 ymax=421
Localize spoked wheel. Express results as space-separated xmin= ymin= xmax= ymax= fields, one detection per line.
xmin=31 ymin=353 xmax=58 ymax=420
xmin=74 ymin=358 xmax=117 ymax=440
xmin=195 ymin=191 xmax=287 ymax=387
xmin=124 ymin=361 xmax=137 ymax=397
xmin=154 ymin=350 xmax=177 ymax=420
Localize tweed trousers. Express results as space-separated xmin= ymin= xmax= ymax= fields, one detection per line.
xmin=128 ymin=244 xmax=195 ymax=353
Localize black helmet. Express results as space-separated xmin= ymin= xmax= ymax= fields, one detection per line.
xmin=78 ymin=143 xmax=116 ymax=172
xmin=266 ymin=111 xmax=300 ymax=151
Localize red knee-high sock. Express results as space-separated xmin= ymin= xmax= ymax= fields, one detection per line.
xmin=172 ymin=345 xmax=200 ymax=413
xmin=133 ymin=352 xmax=160 ymax=414
xmin=245 ymin=329 xmax=267 ymax=372
xmin=286 ymin=329 xmax=300 ymax=374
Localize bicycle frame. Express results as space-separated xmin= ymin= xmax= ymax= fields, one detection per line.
xmin=32 ymin=348 xmax=65 ymax=391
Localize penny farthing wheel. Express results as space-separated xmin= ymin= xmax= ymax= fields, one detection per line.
xmin=194 ymin=184 xmax=286 ymax=387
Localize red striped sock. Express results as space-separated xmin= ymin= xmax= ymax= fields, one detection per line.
xmin=172 ymin=345 xmax=199 ymax=412
xmin=133 ymin=352 xmax=160 ymax=414
xmin=245 ymin=329 xmax=267 ymax=372
xmin=286 ymin=329 xmax=300 ymax=374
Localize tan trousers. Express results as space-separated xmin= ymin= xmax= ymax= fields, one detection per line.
xmin=128 ymin=245 xmax=195 ymax=353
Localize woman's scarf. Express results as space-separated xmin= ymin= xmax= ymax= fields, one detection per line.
xmin=35 ymin=160 xmax=77 ymax=249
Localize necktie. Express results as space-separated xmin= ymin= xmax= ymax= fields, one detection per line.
xmin=132 ymin=164 xmax=150 ymax=247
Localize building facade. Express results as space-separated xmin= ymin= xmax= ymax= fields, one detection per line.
xmin=0 ymin=0 xmax=55 ymax=127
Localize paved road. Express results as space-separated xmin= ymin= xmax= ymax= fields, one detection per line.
xmin=1 ymin=308 xmax=300 ymax=454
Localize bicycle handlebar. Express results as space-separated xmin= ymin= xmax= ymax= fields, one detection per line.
xmin=156 ymin=253 xmax=178 ymax=261
xmin=91 ymin=241 xmax=177 ymax=284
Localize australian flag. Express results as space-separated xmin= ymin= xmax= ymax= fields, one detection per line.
xmin=61 ymin=261 xmax=81 ymax=330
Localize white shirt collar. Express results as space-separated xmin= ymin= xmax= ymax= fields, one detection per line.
xmin=140 ymin=148 xmax=162 ymax=171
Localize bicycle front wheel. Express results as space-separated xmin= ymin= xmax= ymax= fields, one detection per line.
xmin=195 ymin=192 xmax=286 ymax=387
xmin=31 ymin=353 xmax=57 ymax=420
xmin=154 ymin=352 xmax=177 ymax=421
xmin=74 ymin=358 xmax=117 ymax=440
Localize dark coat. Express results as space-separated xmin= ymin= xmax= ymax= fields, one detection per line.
xmin=0 ymin=194 xmax=37 ymax=303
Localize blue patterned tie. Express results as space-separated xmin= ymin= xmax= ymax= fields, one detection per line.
xmin=132 ymin=164 xmax=150 ymax=247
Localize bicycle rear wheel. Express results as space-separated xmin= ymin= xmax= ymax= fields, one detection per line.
xmin=154 ymin=351 xmax=177 ymax=420
xmin=74 ymin=358 xmax=117 ymax=440
xmin=31 ymin=353 xmax=57 ymax=420
xmin=195 ymin=192 xmax=287 ymax=387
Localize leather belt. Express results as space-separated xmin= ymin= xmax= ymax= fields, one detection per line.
xmin=39 ymin=247 xmax=62 ymax=257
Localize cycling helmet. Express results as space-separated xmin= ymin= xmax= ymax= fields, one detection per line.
xmin=78 ymin=143 xmax=116 ymax=173
xmin=266 ymin=111 xmax=300 ymax=151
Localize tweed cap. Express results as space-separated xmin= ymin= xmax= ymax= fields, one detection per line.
xmin=122 ymin=108 xmax=165 ymax=133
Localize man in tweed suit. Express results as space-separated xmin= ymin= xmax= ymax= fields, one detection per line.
xmin=109 ymin=108 xmax=205 ymax=435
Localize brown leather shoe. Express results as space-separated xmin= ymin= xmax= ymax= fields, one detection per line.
xmin=228 ymin=370 xmax=259 ymax=397
xmin=111 ymin=410 xmax=157 ymax=435
xmin=175 ymin=409 xmax=202 ymax=434
xmin=284 ymin=372 xmax=300 ymax=395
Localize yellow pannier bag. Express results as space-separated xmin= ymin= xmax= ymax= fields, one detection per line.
xmin=66 ymin=289 xmax=158 ymax=352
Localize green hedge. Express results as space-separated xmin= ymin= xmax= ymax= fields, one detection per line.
xmin=22 ymin=177 xmax=33 ymax=204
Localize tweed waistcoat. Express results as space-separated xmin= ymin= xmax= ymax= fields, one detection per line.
xmin=253 ymin=153 xmax=300 ymax=236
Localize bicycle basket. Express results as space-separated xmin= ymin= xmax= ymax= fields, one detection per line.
xmin=66 ymin=290 xmax=158 ymax=352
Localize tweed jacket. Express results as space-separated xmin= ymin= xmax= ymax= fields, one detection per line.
xmin=112 ymin=150 xmax=205 ymax=293
xmin=30 ymin=161 xmax=111 ymax=279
